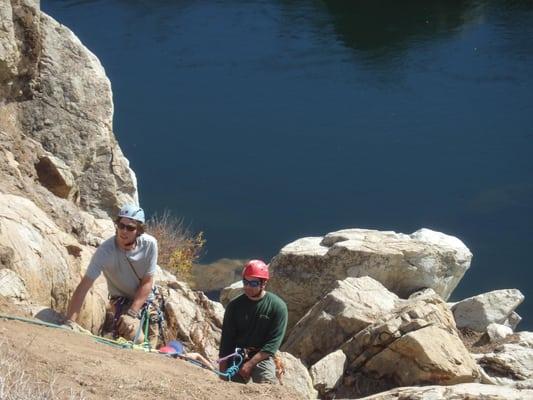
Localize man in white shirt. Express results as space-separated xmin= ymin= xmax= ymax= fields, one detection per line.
xmin=65 ymin=204 xmax=162 ymax=346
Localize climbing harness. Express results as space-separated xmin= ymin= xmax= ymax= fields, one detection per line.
xmin=109 ymin=286 xmax=166 ymax=350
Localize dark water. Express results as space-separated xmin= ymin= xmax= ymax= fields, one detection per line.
xmin=42 ymin=0 xmax=533 ymax=328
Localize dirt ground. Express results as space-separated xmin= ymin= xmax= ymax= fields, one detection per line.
xmin=0 ymin=303 xmax=301 ymax=400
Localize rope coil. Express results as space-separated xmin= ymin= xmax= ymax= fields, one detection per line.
xmin=216 ymin=349 xmax=244 ymax=380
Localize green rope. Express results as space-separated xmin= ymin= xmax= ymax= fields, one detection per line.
xmin=0 ymin=313 xmax=154 ymax=352
xmin=0 ymin=313 xmax=65 ymax=329
xmin=143 ymin=310 xmax=150 ymax=346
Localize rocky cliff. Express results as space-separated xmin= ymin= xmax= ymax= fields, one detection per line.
xmin=1 ymin=2 xmax=532 ymax=400
xmin=0 ymin=0 xmax=225 ymax=359
xmin=1 ymin=0 xmax=137 ymax=312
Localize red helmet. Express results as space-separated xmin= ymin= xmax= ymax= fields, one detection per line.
xmin=242 ymin=259 xmax=269 ymax=280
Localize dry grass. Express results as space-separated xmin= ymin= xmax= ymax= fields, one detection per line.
xmin=146 ymin=210 xmax=205 ymax=283
xmin=458 ymin=327 xmax=523 ymax=354
xmin=0 ymin=339 xmax=85 ymax=400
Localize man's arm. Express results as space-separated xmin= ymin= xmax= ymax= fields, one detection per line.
xmin=129 ymin=274 xmax=153 ymax=314
xmin=238 ymin=351 xmax=271 ymax=380
xmin=66 ymin=276 xmax=95 ymax=322
xmin=259 ymin=298 xmax=288 ymax=355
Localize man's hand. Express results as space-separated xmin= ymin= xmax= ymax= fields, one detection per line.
xmin=218 ymin=360 xmax=228 ymax=380
xmin=62 ymin=320 xmax=92 ymax=335
xmin=238 ymin=361 xmax=253 ymax=381
xmin=117 ymin=314 xmax=144 ymax=344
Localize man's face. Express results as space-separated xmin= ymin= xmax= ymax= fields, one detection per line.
xmin=242 ymin=274 xmax=265 ymax=300
xmin=115 ymin=217 xmax=138 ymax=251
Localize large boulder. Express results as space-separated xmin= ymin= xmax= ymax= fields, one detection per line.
xmin=269 ymin=228 xmax=471 ymax=329
xmin=278 ymin=351 xmax=318 ymax=399
xmin=487 ymin=323 xmax=513 ymax=342
xmin=354 ymin=383 xmax=533 ymax=400
xmin=1 ymin=0 xmax=137 ymax=230
xmin=20 ymin=10 xmax=137 ymax=216
xmin=309 ymin=350 xmax=346 ymax=397
xmin=0 ymin=193 xmax=93 ymax=308
xmin=340 ymin=295 xmax=479 ymax=397
xmin=282 ymin=276 xmax=399 ymax=366
xmin=0 ymin=0 xmax=138 ymax=327
xmin=157 ymin=269 xmax=224 ymax=361
xmin=452 ymin=289 xmax=524 ymax=332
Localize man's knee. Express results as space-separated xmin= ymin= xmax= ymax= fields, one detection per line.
xmin=251 ymin=358 xmax=277 ymax=384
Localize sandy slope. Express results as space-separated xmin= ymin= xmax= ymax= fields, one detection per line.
xmin=0 ymin=307 xmax=301 ymax=400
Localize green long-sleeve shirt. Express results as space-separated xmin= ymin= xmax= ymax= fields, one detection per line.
xmin=219 ymin=291 xmax=288 ymax=357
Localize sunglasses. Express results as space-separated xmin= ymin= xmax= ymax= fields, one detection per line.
xmin=117 ymin=222 xmax=137 ymax=232
xmin=242 ymin=278 xmax=262 ymax=288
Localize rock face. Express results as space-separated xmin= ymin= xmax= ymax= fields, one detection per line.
xmin=340 ymin=295 xmax=479 ymax=397
xmin=22 ymin=11 xmax=137 ymax=216
xmin=452 ymin=289 xmax=524 ymax=332
xmin=269 ymin=228 xmax=472 ymax=329
xmin=0 ymin=1 xmax=227 ymax=357
xmin=0 ymin=193 xmax=94 ymax=309
xmin=158 ymin=269 xmax=224 ymax=360
xmin=0 ymin=0 xmax=137 ymax=312
xmin=1 ymin=0 xmax=137 ymax=227
xmin=282 ymin=276 xmax=399 ymax=366
xmin=0 ymin=0 xmax=228 ymax=373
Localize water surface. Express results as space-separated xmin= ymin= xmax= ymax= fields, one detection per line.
xmin=42 ymin=0 xmax=533 ymax=328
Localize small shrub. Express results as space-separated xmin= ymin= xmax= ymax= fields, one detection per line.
xmin=146 ymin=210 xmax=205 ymax=283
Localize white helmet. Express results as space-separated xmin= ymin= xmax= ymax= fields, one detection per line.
xmin=117 ymin=204 xmax=145 ymax=223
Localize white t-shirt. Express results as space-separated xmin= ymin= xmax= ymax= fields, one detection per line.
xmin=85 ymin=234 xmax=158 ymax=299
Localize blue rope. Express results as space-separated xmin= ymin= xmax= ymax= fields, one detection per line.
xmin=0 ymin=314 xmax=65 ymax=329
xmin=216 ymin=350 xmax=244 ymax=380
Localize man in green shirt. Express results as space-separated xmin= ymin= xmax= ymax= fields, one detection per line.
xmin=219 ymin=259 xmax=288 ymax=384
